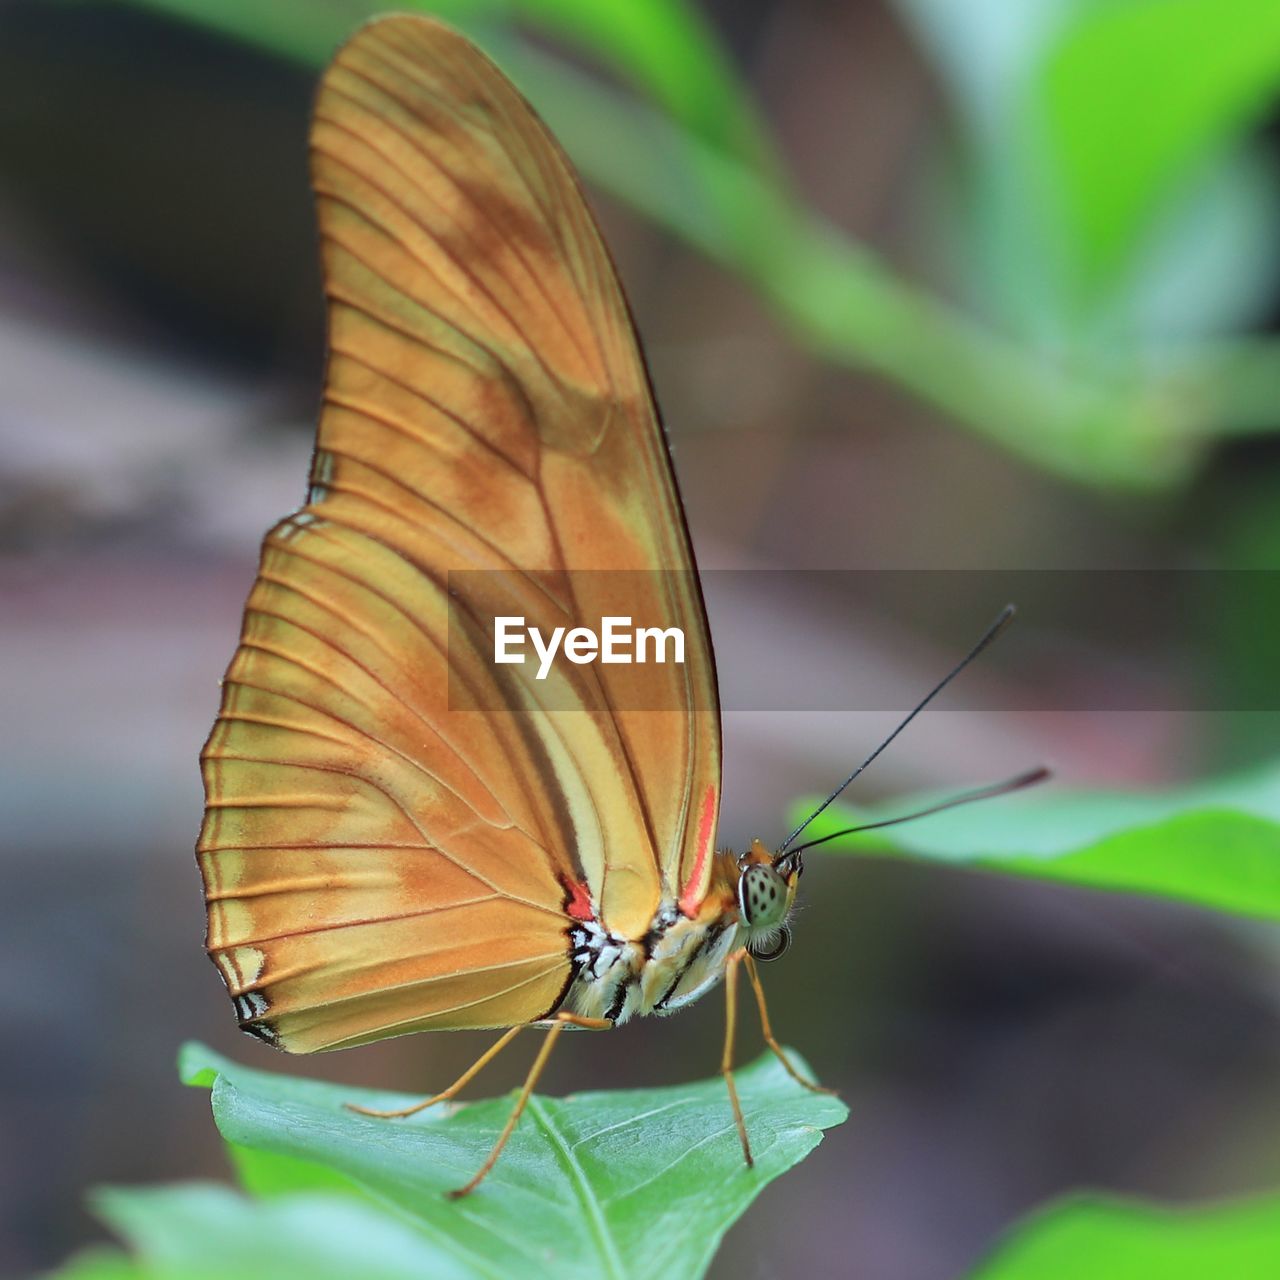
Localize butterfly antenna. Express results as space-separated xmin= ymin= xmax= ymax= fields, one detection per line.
xmin=787 ymin=766 xmax=1049 ymax=855
xmin=777 ymin=604 xmax=1018 ymax=854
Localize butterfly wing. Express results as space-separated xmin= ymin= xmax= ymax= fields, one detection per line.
xmin=198 ymin=15 xmax=721 ymax=1053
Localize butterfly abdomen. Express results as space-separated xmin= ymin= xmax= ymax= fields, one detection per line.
xmin=560 ymin=855 xmax=743 ymax=1024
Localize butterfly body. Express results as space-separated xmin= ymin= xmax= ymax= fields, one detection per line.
xmin=562 ymin=853 xmax=744 ymax=1025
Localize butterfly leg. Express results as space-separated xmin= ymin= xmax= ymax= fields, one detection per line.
xmin=346 ymin=1025 xmax=525 ymax=1120
xmin=448 ymin=1011 xmax=612 ymax=1199
xmin=721 ymin=947 xmax=754 ymax=1168
xmin=742 ymin=953 xmax=836 ymax=1096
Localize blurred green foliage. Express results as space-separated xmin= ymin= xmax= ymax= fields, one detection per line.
xmin=787 ymin=758 xmax=1280 ymax=1276
xmin=102 ymin=0 xmax=1280 ymax=487
xmin=793 ymin=759 xmax=1280 ymax=921
xmin=970 ymin=1189 xmax=1280 ymax=1279
xmin=51 ymin=1185 xmax=479 ymax=1280
xmin=899 ymin=0 xmax=1280 ymax=344
xmin=1042 ymin=0 xmax=1280 ymax=303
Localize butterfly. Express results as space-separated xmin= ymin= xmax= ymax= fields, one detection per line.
xmin=198 ymin=13 xmax=1032 ymax=1197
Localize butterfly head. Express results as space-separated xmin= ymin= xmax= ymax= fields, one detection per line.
xmin=735 ymin=839 xmax=801 ymax=962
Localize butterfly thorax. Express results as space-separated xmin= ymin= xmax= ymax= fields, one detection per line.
xmin=561 ymin=844 xmax=798 ymax=1026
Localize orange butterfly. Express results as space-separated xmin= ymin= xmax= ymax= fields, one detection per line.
xmin=198 ymin=13 xmax=826 ymax=1195
xmin=198 ymin=14 xmax=1034 ymax=1196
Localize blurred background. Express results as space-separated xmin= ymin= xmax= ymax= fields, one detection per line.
xmin=5 ymin=0 xmax=1280 ymax=1276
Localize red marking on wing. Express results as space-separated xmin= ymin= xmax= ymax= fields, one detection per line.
xmin=562 ymin=877 xmax=595 ymax=922
xmin=678 ymin=783 xmax=718 ymax=916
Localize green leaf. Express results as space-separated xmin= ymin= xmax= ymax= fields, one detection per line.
xmin=43 ymin=1248 xmax=149 ymax=1280
xmin=224 ymin=1140 xmax=370 ymax=1199
xmin=791 ymin=760 xmax=1280 ymax=921
xmin=969 ymin=1190 xmax=1280 ymax=1279
xmin=80 ymin=1182 xmax=480 ymax=1280
xmin=1038 ymin=0 xmax=1280 ymax=295
xmin=179 ymin=1040 xmax=847 ymax=1280
xmin=506 ymin=0 xmax=776 ymax=169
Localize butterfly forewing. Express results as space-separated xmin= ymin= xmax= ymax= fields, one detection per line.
xmin=199 ymin=16 xmax=721 ymax=1052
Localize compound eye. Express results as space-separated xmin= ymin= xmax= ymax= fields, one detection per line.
xmin=749 ymin=925 xmax=791 ymax=963
xmin=737 ymin=864 xmax=788 ymax=931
